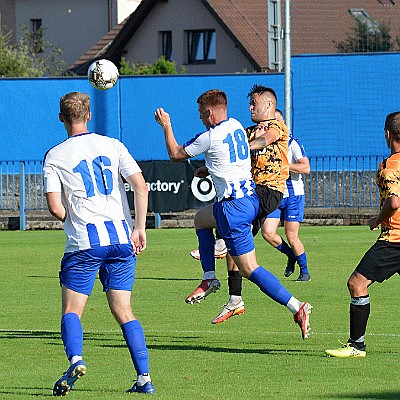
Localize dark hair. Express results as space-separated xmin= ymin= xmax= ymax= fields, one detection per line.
xmin=385 ymin=112 xmax=400 ymax=142
xmin=247 ymin=84 xmax=277 ymax=101
xmin=197 ymin=89 xmax=227 ymax=107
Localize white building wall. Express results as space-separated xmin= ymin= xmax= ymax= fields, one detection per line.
xmin=10 ymin=0 xmax=142 ymax=67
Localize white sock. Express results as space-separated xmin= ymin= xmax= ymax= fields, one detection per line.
xmin=70 ymin=356 xmax=82 ymax=365
xmin=137 ymin=373 xmax=151 ymax=386
xmin=203 ymin=271 xmax=216 ymax=280
xmin=229 ymin=295 xmax=242 ymax=304
xmin=215 ymin=238 xmax=226 ymax=252
xmin=286 ymin=297 xmax=302 ymax=315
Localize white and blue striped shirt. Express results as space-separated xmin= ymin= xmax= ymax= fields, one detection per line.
xmin=184 ymin=118 xmax=254 ymax=201
xmin=43 ymin=132 xmax=141 ymax=253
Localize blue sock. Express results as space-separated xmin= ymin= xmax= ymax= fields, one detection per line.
xmin=61 ymin=312 xmax=83 ymax=361
xmin=276 ymin=239 xmax=295 ymax=260
xmin=296 ymin=253 xmax=309 ymax=274
xmin=196 ymin=228 xmax=215 ymax=273
xmin=121 ymin=320 xmax=149 ymax=375
xmin=249 ymin=266 xmax=292 ymax=305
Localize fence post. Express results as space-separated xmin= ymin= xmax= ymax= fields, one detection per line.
xmin=154 ymin=212 xmax=162 ymax=228
xmin=19 ymin=161 xmax=26 ymax=230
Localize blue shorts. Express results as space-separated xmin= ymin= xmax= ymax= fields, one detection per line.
xmin=267 ymin=195 xmax=305 ymax=222
xmin=213 ymin=193 xmax=259 ymax=257
xmin=60 ymin=244 xmax=136 ymax=295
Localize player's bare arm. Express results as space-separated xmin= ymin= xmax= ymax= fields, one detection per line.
xmin=46 ymin=192 xmax=66 ymax=222
xmin=290 ymin=157 xmax=310 ymax=174
xmin=249 ymin=125 xmax=279 ymax=151
xmin=154 ymin=108 xmax=189 ymax=162
xmin=125 ymin=172 xmax=148 ymax=254
xmin=368 ymin=195 xmax=400 ymax=230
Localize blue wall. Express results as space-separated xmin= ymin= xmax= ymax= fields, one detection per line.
xmin=1 ymin=53 xmax=398 ymax=162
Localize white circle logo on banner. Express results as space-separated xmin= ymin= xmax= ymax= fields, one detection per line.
xmin=191 ymin=176 xmax=216 ymax=202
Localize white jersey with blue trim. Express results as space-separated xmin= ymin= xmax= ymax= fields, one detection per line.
xmin=284 ymin=136 xmax=307 ymax=198
xmin=184 ymin=118 xmax=254 ymax=201
xmin=43 ymin=132 xmax=141 ymax=253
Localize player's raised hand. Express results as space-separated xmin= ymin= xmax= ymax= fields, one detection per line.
xmin=154 ymin=108 xmax=171 ymax=128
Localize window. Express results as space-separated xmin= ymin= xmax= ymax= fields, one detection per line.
xmin=187 ymin=30 xmax=216 ymax=64
xmin=160 ymin=31 xmax=172 ymax=61
xmin=349 ymin=9 xmax=380 ymax=33
xmin=30 ymin=19 xmax=43 ymax=53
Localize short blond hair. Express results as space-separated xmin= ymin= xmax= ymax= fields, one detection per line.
xmin=60 ymin=92 xmax=90 ymax=124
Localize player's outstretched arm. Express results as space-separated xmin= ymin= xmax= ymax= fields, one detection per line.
xmin=125 ymin=172 xmax=148 ymax=254
xmin=249 ymin=124 xmax=280 ymax=151
xmin=290 ymin=157 xmax=310 ymax=174
xmin=154 ymin=107 xmax=189 ymax=162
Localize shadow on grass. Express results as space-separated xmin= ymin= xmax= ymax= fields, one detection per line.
xmin=0 ymin=387 xmax=119 ymax=397
xmin=0 ymin=330 xmax=60 ymax=340
xmin=323 ymin=392 xmax=400 ymax=399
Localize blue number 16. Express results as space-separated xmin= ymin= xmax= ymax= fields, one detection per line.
xmin=73 ymin=156 xmax=113 ymax=197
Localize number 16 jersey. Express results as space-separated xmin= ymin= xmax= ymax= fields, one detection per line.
xmin=43 ymin=132 xmax=141 ymax=253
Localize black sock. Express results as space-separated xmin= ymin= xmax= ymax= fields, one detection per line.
xmin=228 ymin=270 xmax=242 ymax=296
xmin=349 ymin=295 xmax=370 ymax=348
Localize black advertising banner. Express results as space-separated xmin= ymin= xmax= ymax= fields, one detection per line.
xmin=124 ymin=160 xmax=216 ymax=212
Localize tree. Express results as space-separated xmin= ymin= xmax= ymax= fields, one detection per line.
xmin=0 ymin=27 xmax=69 ymax=77
xmin=119 ymin=56 xmax=186 ymax=75
xmin=336 ymin=21 xmax=395 ymax=53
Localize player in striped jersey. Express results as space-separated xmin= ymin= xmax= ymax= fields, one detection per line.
xmin=155 ymin=89 xmax=312 ymax=340
xmin=44 ymin=92 xmax=155 ymax=395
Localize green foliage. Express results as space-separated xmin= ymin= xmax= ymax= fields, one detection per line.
xmin=336 ymin=20 xmax=395 ymax=53
xmin=0 ymin=26 xmax=69 ymax=77
xmin=119 ymin=56 xmax=186 ymax=75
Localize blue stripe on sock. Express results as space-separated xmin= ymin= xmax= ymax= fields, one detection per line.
xmin=297 ymin=252 xmax=308 ymax=273
xmin=61 ymin=312 xmax=83 ymax=360
xmin=196 ymin=228 xmax=215 ymax=273
xmin=249 ymin=266 xmax=292 ymax=306
xmin=121 ymin=320 xmax=149 ymax=375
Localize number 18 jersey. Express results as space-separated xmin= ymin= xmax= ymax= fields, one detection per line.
xmin=183 ymin=118 xmax=254 ymax=201
xmin=43 ymin=132 xmax=141 ymax=253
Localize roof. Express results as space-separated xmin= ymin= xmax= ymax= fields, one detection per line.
xmin=70 ymin=0 xmax=400 ymax=74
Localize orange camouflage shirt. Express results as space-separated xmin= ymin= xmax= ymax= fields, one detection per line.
xmin=377 ymin=152 xmax=400 ymax=242
xmin=247 ymin=118 xmax=289 ymax=193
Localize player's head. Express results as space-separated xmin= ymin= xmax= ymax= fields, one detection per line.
xmin=59 ymin=92 xmax=91 ymax=125
xmin=197 ymin=89 xmax=228 ymax=128
xmin=248 ymin=84 xmax=277 ymax=123
xmin=384 ymin=112 xmax=400 ymax=147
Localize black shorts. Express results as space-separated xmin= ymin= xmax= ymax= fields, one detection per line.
xmin=356 ymin=240 xmax=400 ymax=283
xmin=252 ymin=185 xmax=283 ymax=236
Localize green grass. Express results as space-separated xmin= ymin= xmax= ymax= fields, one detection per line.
xmin=0 ymin=226 xmax=399 ymax=399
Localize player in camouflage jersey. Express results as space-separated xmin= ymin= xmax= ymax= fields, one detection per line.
xmin=326 ymin=111 xmax=400 ymax=358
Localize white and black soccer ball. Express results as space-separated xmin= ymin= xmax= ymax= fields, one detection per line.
xmin=87 ymin=59 xmax=119 ymax=90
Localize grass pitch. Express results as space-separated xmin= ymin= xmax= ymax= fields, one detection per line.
xmin=0 ymin=226 xmax=399 ymax=399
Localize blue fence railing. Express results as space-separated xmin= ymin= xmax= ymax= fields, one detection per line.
xmin=1 ymin=156 xmax=385 ymax=230
xmin=304 ymin=155 xmax=384 ymax=208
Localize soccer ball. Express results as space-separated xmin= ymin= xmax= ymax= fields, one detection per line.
xmin=88 ymin=59 xmax=119 ymax=90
